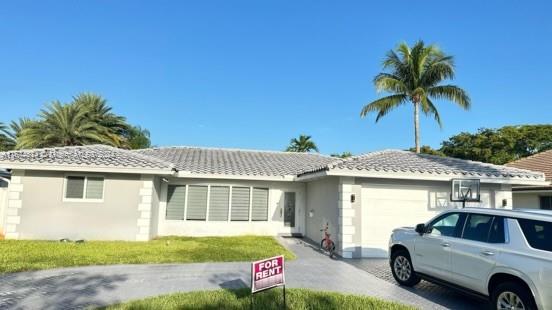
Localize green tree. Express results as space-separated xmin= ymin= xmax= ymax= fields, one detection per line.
xmin=407 ymin=145 xmax=445 ymax=156
xmin=0 ymin=122 xmax=13 ymax=151
xmin=286 ymin=135 xmax=319 ymax=152
xmin=439 ymin=125 xmax=552 ymax=164
xmin=360 ymin=40 xmax=471 ymax=153
xmin=17 ymin=101 xmax=120 ymax=149
xmin=330 ymin=152 xmax=353 ymax=158
xmin=125 ymin=126 xmax=151 ymax=149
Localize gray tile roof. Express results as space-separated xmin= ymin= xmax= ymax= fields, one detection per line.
xmin=134 ymin=146 xmax=335 ymax=177
xmin=0 ymin=145 xmax=174 ymax=170
xmin=303 ymin=149 xmax=544 ymax=180
xmin=0 ymin=146 xmax=544 ymax=181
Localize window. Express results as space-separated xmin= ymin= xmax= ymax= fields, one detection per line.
xmin=231 ymin=187 xmax=250 ymax=221
xmin=166 ymin=185 xmax=186 ymax=220
xmin=488 ymin=217 xmax=506 ymax=243
xmin=186 ymin=185 xmax=208 ymax=220
xmin=428 ymin=213 xmax=463 ymax=237
xmin=209 ymin=186 xmax=230 ymax=221
xmin=251 ymin=188 xmax=269 ymax=221
xmin=540 ymin=196 xmax=552 ymax=210
xmin=65 ymin=176 xmax=104 ymax=200
xmin=518 ymin=219 xmax=552 ymax=252
xmin=462 ymin=214 xmax=494 ymax=242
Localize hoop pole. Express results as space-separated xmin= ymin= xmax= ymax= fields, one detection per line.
xmin=283 ymin=285 xmax=286 ymax=310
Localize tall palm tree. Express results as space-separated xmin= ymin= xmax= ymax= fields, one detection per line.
xmin=17 ymin=101 xmax=118 ymax=149
xmin=360 ymin=41 xmax=470 ymax=153
xmin=286 ymin=134 xmax=319 ymax=152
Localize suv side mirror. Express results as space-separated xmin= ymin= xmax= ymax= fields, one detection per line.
xmin=415 ymin=223 xmax=426 ymax=235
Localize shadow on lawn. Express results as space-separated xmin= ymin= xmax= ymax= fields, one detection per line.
xmin=0 ymin=271 xmax=126 ymax=310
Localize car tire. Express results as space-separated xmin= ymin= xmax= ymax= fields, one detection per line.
xmin=491 ymin=281 xmax=537 ymax=310
xmin=390 ymin=249 xmax=420 ymax=286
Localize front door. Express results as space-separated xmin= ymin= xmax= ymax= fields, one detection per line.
xmin=284 ymin=192 xmax=295 ymax=227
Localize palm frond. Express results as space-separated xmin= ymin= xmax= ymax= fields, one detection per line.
xmin=373 ymin=73 xmax=408 ymax=94
xmin=360 ymin=94 xmax=408 ymax=121
xmin=428 ymin=85 xmax=471 ymax=110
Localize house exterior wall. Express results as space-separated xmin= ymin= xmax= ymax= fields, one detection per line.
xmin=15 ymin=170 xmax=143 ymax=240
xmin=304 ymin=176 xmax=339 ymax=245
xmin=0 ymin=185 xmax=7 ymax=236
xmin=356 ymin=178 xmax=509 ymax=258
xmin=156 ymin=177 xmax=306 ymax=237
xmin=512 ymin=192 xmax=548 ymax=209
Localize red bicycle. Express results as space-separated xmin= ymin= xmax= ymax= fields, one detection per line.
xmin=320 ymin=222 xmax=336 ymax=258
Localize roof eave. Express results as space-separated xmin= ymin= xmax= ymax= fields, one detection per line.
xmin=0 ymin=162 xmax=176 ymax=175
xmin=176 ymin=171 xmax=295 ymax=181
xmin=323 ymin=168 xmax=549 ymax=185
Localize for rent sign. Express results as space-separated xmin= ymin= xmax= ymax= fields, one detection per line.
xmin=251 ymin=255 xmax=285 ymax=293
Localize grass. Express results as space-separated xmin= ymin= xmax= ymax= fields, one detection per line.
xmin=0 ymin=236 xmax=295 ymax=274
xmin=102 ymin=288 xmax=415 ymax=310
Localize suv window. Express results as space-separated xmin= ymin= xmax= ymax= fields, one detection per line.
xmin=428 ymin=213 xmax=463 ymax=237
xmin=488 ymin=217 xmax=506 ymax=243
xmin=462 ymin=214 xmax=494 ymax=242
xmin=518 ymin=218 xmax=552 ymax=252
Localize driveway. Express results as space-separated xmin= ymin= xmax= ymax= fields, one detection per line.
xmin=347 ymin=258 xmax=488 ymax=310
xmin=0 ymin=237 xmax=477 ymax=309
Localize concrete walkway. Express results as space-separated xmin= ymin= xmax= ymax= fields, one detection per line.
xmin=0 ymin=238 xmax=448 ymax=309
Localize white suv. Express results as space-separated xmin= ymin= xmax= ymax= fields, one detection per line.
xmin=389 ymin=208 xmax=552 ymax=310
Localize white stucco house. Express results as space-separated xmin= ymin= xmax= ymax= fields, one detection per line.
xmin=506 ymin=149 xmax=552 ymax=210
xmin=0 ymin=145 xmax=547 ymax=258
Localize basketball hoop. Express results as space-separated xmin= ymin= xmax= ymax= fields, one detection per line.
xmin=451 ymin=179 xmax=480 ymax=208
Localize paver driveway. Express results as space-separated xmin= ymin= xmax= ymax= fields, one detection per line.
xmin=0 ymin=237 xmax=477 ymax=309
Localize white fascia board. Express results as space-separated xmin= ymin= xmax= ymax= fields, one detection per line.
xmin=294 ymin=170 xmax=328 ymax=181
xmin=0 ymin=162 xmax=176 ymax=175
xmin=176 ymin=171 xmax=295 ymax=182
xmin=324 ymin=168 xmax=549 ymax=186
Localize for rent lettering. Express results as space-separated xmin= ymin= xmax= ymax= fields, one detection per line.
xmin=251 ymin=255 xmax=285 ymax=293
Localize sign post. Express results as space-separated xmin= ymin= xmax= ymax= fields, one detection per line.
xmin=251 ymin=255 xmax=286 ymax=309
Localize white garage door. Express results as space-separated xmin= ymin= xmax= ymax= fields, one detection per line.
xmin=360 ymin=184 xmax=491 ymax=258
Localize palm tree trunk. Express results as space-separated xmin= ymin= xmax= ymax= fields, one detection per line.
xmin=414 ymin=101 xmax=420 ymax=153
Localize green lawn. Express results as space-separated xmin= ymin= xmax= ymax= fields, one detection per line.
xmin=103 ymin=288 xmax=414 ymax=310
xmin=0 ymin=236 xmax=295 ymax=274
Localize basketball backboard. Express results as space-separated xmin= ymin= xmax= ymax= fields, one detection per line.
xmin=450 ymin=178 xmax=480 ymax=202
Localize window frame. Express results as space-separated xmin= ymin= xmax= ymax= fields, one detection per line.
xmin=539 ymin=196 xmax=552 ymax=210
xmin=62 ymin=174 xmax=105 ymax=203
xmin=163 ymin=181 xmax=272 ymax=223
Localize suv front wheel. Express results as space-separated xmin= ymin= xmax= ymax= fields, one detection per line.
xmin=390 ymin=249 xmax=421 ymax=286
xmin=491 ymin=282 xmax=537 ymax=310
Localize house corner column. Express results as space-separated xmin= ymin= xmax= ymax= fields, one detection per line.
xmin=136 ymin=175 xmax=154 ymax=241
xmin=5 ymin=170 xmax=24 ymax=239
xmin=494 ymin=184 xmax=513 ymax=209
xmin=337 ymin=176 xmax=356 ymax=258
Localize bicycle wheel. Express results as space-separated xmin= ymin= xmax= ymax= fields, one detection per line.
xmin=320 ymin=239 xmax=327 ymax=250
xmin=328 ymin=241 xmax=335 ymax=257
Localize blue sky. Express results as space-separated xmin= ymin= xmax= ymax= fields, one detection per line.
xmin=1 ymin=1 xmax=551 ymax=154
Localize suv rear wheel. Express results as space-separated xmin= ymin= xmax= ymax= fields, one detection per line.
xmin=390 ymin=249 xmax=420 ymax=286
xmin=491 ymin=282 xmax=537 ymax=310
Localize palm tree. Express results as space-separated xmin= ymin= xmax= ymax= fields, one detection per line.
xmin=360 ymin=41 xmax=470 ymax=153
xmin=73 ymin=93 xmax=129 ymax=147
xmin=125 ymin=125 xmax=151 ymax=149
xmin=286 ymin=134 xmax=319 ymax=152
xmin=17 ymin=101 xmax=119 ymax=149
xmin=0 ymin=122 xmax=13 ymax=151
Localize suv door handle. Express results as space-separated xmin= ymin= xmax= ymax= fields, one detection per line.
xmin=441 ymin=242 xmax=450 ymax=248
xmin=481 ymin=250 xmax=495 ymax=256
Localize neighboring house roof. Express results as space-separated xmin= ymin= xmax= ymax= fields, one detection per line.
xmin=0 ymin=145 xmax=175 ymax=174
xmin=135 ymin=146 xmax=335 ymax=177
xmin=506 ymin=149 xmax=552 ymax=181
xmin=300 ymin=150 xmax=545 ymax=183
